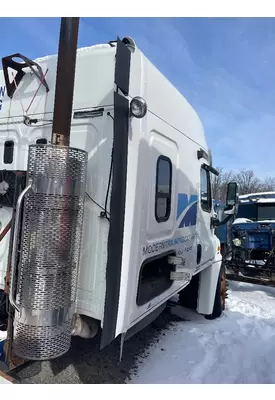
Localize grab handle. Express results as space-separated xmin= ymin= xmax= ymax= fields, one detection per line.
xmin=9 ymin=184 xmax=31 ymax=313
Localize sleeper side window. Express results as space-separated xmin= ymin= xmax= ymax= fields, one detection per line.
xmin=200 ymin=166 xmax=211 ymax=213
xmin=155 ymin=156 xmax=172 ymax=222
xmin=36 ymin=138 xmax=47 ymax=145
xmin=4 ymin=141 xmax=14 ymax=164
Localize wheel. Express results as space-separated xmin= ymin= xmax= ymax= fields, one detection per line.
xmin=178 ymin=273 xmax=199 ymax=310
xmin=205 ymin=263 xmax=227 ymax=320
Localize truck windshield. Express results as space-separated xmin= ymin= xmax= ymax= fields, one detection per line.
xmin=258 ymin=204 xmax=275 ymax=220
xmin=236 ymin=204 xmax=257 ymax=221
xmin=236 ymin=203 xmax=275 ymax=221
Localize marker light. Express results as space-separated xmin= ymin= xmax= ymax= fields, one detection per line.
xmin=130 ymin=97 xmax=147 ymax=119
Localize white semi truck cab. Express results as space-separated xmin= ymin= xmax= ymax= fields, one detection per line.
xmin=0 ymin=33 xmax=236 ymax=367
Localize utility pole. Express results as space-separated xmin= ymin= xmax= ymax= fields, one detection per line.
xmin=52 ymin=17 xmax=80 ymax=146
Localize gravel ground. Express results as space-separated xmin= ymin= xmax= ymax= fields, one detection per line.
xmin=10 ymin=305 xmax=183 ymax=384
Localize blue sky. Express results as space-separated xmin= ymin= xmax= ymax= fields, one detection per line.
xmin=0 ymin=17 xmax=274 ymax=178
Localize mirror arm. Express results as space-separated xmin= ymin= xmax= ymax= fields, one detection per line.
xmin=213 ymin=212 xmax=235 ymax=227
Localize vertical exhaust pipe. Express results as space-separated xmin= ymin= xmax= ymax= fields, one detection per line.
xmin=10 ymin=17 xmax=88 ymax=361
xmin=52 ymin=17 xmax=79 ymax=146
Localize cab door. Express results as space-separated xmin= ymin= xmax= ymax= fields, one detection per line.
xmin=196 ymin=163 xmax=216 ymax=271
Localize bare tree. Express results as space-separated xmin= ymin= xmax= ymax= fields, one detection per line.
xmin=212 ymin=167 xmax=275 ymax=201
xmin=234 ymin=169 xmax=262 ymax=195
xmin=260 ymin=176 xmax=275 ymax=192
xmin=212 ymin=167 xmax=235 ymax=202
xmin=211 ymin=167 xmax=223 ymax=200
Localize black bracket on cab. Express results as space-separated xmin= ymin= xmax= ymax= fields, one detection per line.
xmin=2 ymin=53 xmax=49 ymax=99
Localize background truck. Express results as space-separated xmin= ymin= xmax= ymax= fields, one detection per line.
xmin=215 ymin=191 xmax=275 ymax=286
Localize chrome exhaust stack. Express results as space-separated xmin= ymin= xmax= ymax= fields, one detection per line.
xmin=10 ymin=144 xmax=87 ymax=360
xmin=6 ymin=18 xmax=88 ymax=362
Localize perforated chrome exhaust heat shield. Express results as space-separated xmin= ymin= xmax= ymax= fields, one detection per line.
xmin=10 ymin=144 xmax=87 ymax=360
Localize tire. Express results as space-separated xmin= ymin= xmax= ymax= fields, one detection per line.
xmin=205 ymin=263 xmax=227 ymax=320
xmin=178 ymin=273 xmax=199 ymax=310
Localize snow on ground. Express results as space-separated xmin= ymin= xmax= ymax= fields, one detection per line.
xmin=129 ymin=281 xmax=275 ymax=384
xmin=0 ymin=375 xmax=11 ymax=384
xmin=0 ymin=331 xmax=6 ymax=340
